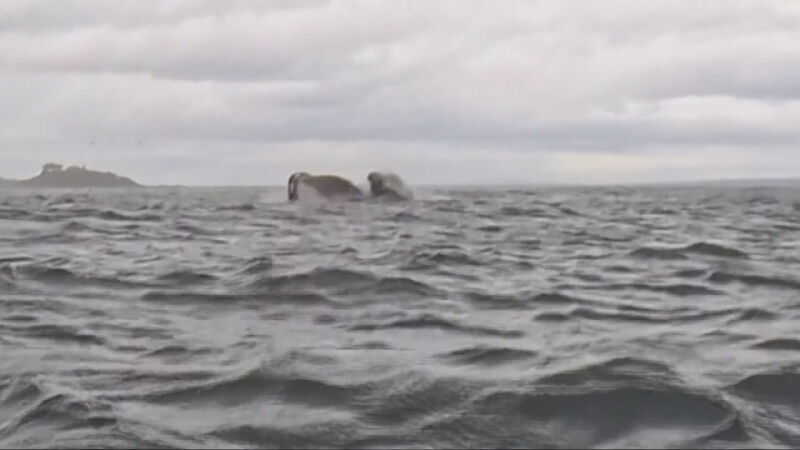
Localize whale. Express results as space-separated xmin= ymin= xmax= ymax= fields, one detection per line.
xmin=287 ymin=172 xmax=363 ymax=202
xmin=367 ymin=171 xmax=413 ymax=200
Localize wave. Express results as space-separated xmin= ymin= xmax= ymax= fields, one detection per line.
xmin=439 ymin=346 xmax=537 ymax=366
xmin=416 ymin=357 xmax=743 ymax=448
xmin=603 ymin=265 xmax=634 ymax=273
xmin=515 ymin=238 xmax=541 ymax=250
xmin=156 ymin=270 xmax=217 ymax=285
xmin=0 ymin=208 xmax=33 ymax=220
xmin=58 ymin=220 xmax=105 ymax=234
xmin=0 ymin=377 xmax=45 ymax=419
xmin=357 ymin=372 xmax=483 ymax=428
xmin=630 ymin=247 xmax=689 ymax=260
xmin=11 ymin=207 xmax=165 ymax=224
xmin=543 ymin=357 xmax=679 ymax=383
xmin=751 ymin=338 xmax=800 ymax=351
xmin=210 ymin=422 xmax=358 ymax=450
xmin=630 ymin=242 xmax=749 ymax=260
xmin=456 ymin=386 xmax=740 ymax=448
xmin=14 ymin=264 xmax=151 ymax=290
xmin=709 ymin=271 xmax=800 ymax=291
xmin=465 ymin=291 xmax=593 ymax=310
xmin=0 ymin=231 xmax=84 ymax=245
xmin=534 ymin=306 xmax=735 ymax=325
xmin=144 ymin=366 xmax=357 ymax=410
xmin=566 ymin=307 xmax=667 ymax=323
xmin=682 ymin=242 xmax=749 ymax=259
xmin=238 ymin=257 xmax=274 ymax=275
xmin=97 ymin=210 xmax=163 ymax=222
xmin=0 ymin=256 xmax=32 ymax=265
xmin=216 ymin=204 xmax=256 ymax=212
xmin=556 ymin=206 xmax=581 ymax=216
xmin=140 ymin=291 xmax=253 ymax=304
xmin=58 ymin=220 xmax=143 ymax=236
xmin=253 ymin=268 xmax=441 ymax=299
xmin=387 ymin=211 xmax=423 ymax=222
xmin=531 ymin=292 xmax=593 ymax=304
xmin=174 ymin=222 xmax=216 ymax=236
xmin=140 ymin=290 xmax=333 ymax=306
xmin=726 ymin=308 xmax=779 ymax=322
xmin=0 ymin=377 xmax=117 ymax=447
xmin=254 ymin=268 xmax=373 ymax=290
xmin=498 ymin=206 xmax=556 ymax=218
xmin=477 ymin=225 xmax=504 ymax=233
xmin=465 ymin=292 xmax=533 ymax=310
xmin=406 ymin=249 xmax=483 ymax=269
xmin=2 ymin=323 xmax=106 ymax=346
xmin=731 ymin=371 xmax=800 ymax=406
xmin=533 ymin=312 xmax=571 ymax=322
xmin=350 ymin=313 xmax=524 ymax=338
xmin=0 ymin=266 xmax=15 ymax=290
xmin=603 ymin=282 xmax=726 ymax=297
xmin=1 ymin=314 xmax=37 ymax=324
xmin=673 ymin=268 xmax=709 ymax=278
xmin=144 ymin=345 xmax=216 ymax=358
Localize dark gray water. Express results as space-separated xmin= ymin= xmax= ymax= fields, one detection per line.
xmin=1 ymin=185 xmax=800 ymax=449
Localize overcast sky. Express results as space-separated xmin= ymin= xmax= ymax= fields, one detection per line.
xmin=2 ymin=0 xmax=799 ymax=186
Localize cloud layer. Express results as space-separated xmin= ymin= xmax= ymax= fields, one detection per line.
xmin=2 ymin=0 xmax=799 ymax=185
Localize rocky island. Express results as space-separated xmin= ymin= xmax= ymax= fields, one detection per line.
xmin=1 ymin=163 xmax=140 ymax=188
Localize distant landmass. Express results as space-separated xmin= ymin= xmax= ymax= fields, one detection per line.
xmin=1 ymin=163 xmax=140 ymax=188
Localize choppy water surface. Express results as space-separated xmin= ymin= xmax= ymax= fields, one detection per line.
xmin=1 ymin=185 xmax=800 ymax=449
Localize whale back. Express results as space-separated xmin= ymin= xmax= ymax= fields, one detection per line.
xmin=288 ymin=172 xmax=362 ymax=202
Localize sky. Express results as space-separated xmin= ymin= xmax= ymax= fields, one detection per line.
xmin=1 ymin=0 xmax=799 ymax=186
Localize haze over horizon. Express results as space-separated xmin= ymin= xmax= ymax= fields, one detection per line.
xmin=2 ymin=0 xmax=799 ymax=187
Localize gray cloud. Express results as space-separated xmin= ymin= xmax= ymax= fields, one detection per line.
xmin=1 ymin=0 xmax=799 ymax=185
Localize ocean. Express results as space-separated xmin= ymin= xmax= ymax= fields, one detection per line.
xmin=1 ymin=184 xmax=799 ymax=449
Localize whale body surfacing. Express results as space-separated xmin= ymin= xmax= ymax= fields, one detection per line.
xmin=288 ymin=172 xmax=362 ymax=202
xmin=368 ymin=172 xmax=413 ymax=200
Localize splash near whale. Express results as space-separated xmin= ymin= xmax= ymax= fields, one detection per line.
xmin=368 ymin=171 xmax=413 ymax=200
